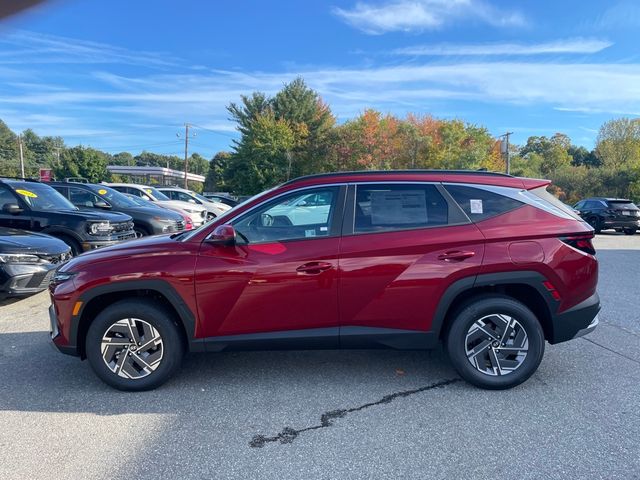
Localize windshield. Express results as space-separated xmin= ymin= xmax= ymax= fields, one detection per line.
xmin=143 ymin=186 xmax=170 ymax=201
xmin=10 ymin=182 xmax=78 ymax=211
xmin=89 ymin=185 xmax=139 ymax=208
xmin=191 ymin=191 xmax=212 ymax=203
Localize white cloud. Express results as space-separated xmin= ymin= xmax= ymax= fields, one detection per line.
xmin=393 ymin=38 xmax=613 ymax=56
xmin=332 ymin=0 xmax=526 ymax=34
xmin=0 ymin=30 xmax=179 ymax=68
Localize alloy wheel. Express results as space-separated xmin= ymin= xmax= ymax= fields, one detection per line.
xmin=465 ymin=314 xmax=528 ymax=376
xmin=100 ymin=318 xmax=164 ymax=379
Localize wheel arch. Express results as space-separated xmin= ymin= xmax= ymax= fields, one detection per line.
xmin=432 ymin=272 xmax=556 ymax=342
xmin=74 ymin=280 xmax=195 ymax=359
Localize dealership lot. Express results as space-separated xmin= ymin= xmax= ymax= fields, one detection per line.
xmin=1 ymin=234 xmax=639 ymax=479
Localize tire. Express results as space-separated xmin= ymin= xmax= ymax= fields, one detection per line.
xmin=134 ymin=226 xmax=150 ymax=238
xmin=624 ymin=228 xmax=636 ymax=235
xmin=55 ymin=234 xmax=82 ymax=256
xmin=587 ymin=216 xmax=602 ymax=234
xmin=445 ymin=295 xmax=545 ymax=390
xmin=85 ymin=299 xmax=184 ymax=391
xmin=206 ymin=212 xmax=216 ymax=222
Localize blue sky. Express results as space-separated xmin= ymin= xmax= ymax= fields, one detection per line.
xmin=1 ymin=0 xmax=640 ymax=158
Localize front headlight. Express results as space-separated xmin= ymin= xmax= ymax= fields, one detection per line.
xmin=51 ymin=270 xmax=76 ymax=284
xmin=88 ymin=222 xmax=112 ymax=235
xmin=0 ymin=253 xmax=40 ymax=264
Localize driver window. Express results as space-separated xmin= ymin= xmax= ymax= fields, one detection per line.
xmin=233 ymin=187 xmax=338 ymax=244
xmin=0 ymin=187 xmax=18 ymax=209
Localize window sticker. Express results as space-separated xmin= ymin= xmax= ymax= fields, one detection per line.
xmin=319 ymin=226 xmax=328 ymax=232
xmin=470 ymin=199 xmax=483 ymax=214
xmin=144 ymin=188 xmax=153 ymax=194
xmin=370 ymin=190 xmax=427 ymax=225
xmin=98 ymin=189 xmax=107 ymax=195
xmin=305 ymin=229 xmax=317 ymax=237
xmin=16 ymin=189 xmax=38 ymax=198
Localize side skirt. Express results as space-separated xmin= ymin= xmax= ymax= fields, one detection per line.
xmin=190 ymin=326 xmax=439 ymax=353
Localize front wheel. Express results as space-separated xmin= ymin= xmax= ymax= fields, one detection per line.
xmin=85 ymin=299 xmax=184 ymax=391
xmin=446 ymin=295 xmax=545 ymax=390
xmin=624 ymin=228 xmax=636 ymax=235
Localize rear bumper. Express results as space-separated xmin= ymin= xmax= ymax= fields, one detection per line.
xmin=602 ymin=219 xmax=640 ymax=229
xmin=549 ymin=291 xmax=601 ymax=344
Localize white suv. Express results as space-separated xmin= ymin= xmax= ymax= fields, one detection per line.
xmin=106 ymin=183 xmax=207 ymax=227
xmin=158 ymin=187 xmax=231 ymax=221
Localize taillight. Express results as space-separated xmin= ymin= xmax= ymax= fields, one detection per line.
xmin=561 ymin=234 xmax=596 ymax=255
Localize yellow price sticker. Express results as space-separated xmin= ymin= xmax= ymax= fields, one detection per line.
xmin=16 ymin=189 xmax=38 ymax=198
xmin=98 ymin=189 xmax=107 ymax=195
xmin=144 ymin=188 xmax=152 ymax=194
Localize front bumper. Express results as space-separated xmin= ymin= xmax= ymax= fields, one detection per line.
xmin=0 ymin=263 xmax=58 ymax=297
xmin=549 ymin=291 xmax=601 ymax=344
xmin=49 ymin=304 xmax=77 ymax=356
xmin=81 ymin=233 xmax=136 ymax=252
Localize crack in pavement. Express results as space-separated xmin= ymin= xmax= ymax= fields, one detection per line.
xmin=249 ymin=378 xmax=460 ymax=448
xmin=581 ymin=336 xmax=640 ymax=366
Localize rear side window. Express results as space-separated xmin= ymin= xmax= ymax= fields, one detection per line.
xmin=354 ymin=184 xmax=448 ymax=233
xmin=445 ymin=185 xmax=523 ymax=221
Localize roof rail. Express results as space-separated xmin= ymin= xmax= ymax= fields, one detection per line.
xmin=0 ymin=176 xmax=40 ymax=183
xmin=283 ymin=169 xmax=513 ymax=185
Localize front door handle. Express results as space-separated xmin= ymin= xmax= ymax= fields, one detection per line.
xmin=296 ymin=261 xmax=333 ymax=274
xmin=437 ymin=251 xmax=476 ymax=262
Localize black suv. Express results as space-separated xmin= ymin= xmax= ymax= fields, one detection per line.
xmin=0 ymin=178 xmax=136 ymax=255
xmin=574 ymin=197 xmax=640 ymax=235
xmin=0 ymin=227 xmax=70 ymax=300
xmin=50 ymin=182 xmax=186 ymax=237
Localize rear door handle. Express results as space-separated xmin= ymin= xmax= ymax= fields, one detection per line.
xmin=296 ymin=261 xmax=334 ymax=274
xmin=437 ymin=251 xmax=475 ymax=261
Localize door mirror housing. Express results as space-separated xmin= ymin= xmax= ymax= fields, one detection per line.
xmin=94 ymin=200 xmax=111 ymax=209
xmin=2 ymin=203 xmax=23 ymax=215
xmin=206 ymin=224 xmax=236 ymax=246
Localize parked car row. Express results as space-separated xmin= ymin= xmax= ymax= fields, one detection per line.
xmin=0 ymin=177 xmax=232 ymax=300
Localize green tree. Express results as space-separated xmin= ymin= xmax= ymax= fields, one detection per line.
xmin=55 ymin=146 xmax=110 ymax=183
xmin=204 ymin=151 xmax=231 ymax=192
xmin=596 ymin=118 xmax=640 ymax=169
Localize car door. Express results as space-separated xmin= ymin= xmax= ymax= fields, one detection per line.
xmin=194 ymin=185 xmax=346 ymax=343
xmin=338 ymin=182 xmax=485 ymax=342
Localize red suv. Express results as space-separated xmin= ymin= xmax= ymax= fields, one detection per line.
xmin=49 ymin=171 xmax=600 ymax=391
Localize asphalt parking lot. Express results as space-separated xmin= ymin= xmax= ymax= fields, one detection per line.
xmin=1 ymin=233 xmax=639 ymax=480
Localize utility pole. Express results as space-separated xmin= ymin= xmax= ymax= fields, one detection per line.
xmin=17 ymin=135 xmax=25 ymax=178
xmin=500 ymin=132 xmax=513 ymax=175
xmin=183 ymin=123 xmax=190 ymax=189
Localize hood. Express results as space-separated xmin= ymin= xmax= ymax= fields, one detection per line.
xmin=63 ymin=209 xmax=133 ymax=223
xmin=156 ymin=200 xmax=205 ymax=213
xmin=0 ymin=227 xmax=70 ymax=255
xmin=60 ymin=233 xmax=180 ymax=271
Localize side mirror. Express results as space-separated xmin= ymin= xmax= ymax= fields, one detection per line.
xmin=205 ymin=224 xmax=236 ymax=246
xmin=94 ymin=201 xmax=111 ymax=209
xmin=2 ymin=203 xmax=23 ymax=215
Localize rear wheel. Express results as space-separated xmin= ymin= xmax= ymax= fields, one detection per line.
xmin=587 ymin=216 xmax=602 ymax=234
xmin=624 ymin=228 xmax=637 ymax=235
xmin=85 ymin=299 xmax=184 ymax=391
xmin=446 ymin=295 xmax=545 ymax=390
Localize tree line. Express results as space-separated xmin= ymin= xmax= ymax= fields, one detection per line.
xmin=1 ymin=77 xmax=640 ymax=203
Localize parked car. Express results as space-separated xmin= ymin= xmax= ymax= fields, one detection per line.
xmin=123 ymin=194 xmax=194 ymax=230
xmin=50 ymin=182 xmax=187 ymax=237
xmin=49 ymin=170 xmax=599 ymax=391
xmin=574 ymin=197 xmax=640 ymax=234
xmin=202 ymin=192 xmax=239 ymax=208
xmin=0 ymin=178 xmax=135 ymax=255
xmin=106 ymin=183 xmax=207 ymax=227
xmin=158 ymin=186 xmax=231 ymax=220
xmin=0 ymin=227 xmax=70 ymax=300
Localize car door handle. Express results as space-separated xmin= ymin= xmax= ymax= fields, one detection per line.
xmin=437 ymin=251 xmax=476 ymax=261
xmin=296 ymin=262 xmax=334 ymax=274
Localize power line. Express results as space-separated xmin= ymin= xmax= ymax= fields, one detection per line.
xmin=190 ymin=123 xmax=237 ymax=139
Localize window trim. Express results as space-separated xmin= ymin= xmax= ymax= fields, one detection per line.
xmin=225 ymin=184 xmax=347 ymax=245
xmin=343 ymin=181 xmax=470 ymax=237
